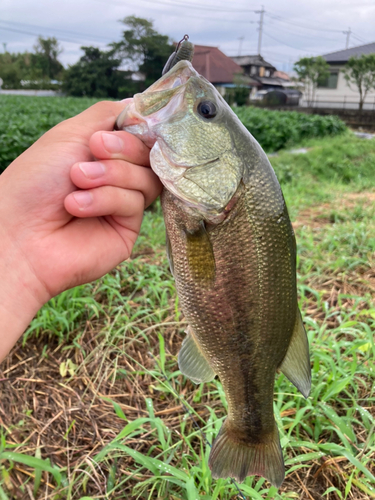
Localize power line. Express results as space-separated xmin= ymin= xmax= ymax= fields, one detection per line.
xmin=264 ymin=19 xmax=345 ymax=43
xmin=264 ymin=18 xmax=342 ymax=42
xmin=0 ymin=24 xmax=85 ymax=45
xmin=266 ymin=12 xmax=344 ymax=34
xmin=351 ymin=33 xmax=370 ymax=45
xmin=153 ymin=0 xmax=254 ymax=11
xmin=91 ymin=0 xmax=256 ymax=23
xmin=0 ymin=20 xmax=112 ymax=43
xmin=93 ymin=0 xmax=256 ymax=13
xmin=263 ymin=30 xmax=314 ymax=53
xmin=261 ymin=51 xmax=297 ymax=64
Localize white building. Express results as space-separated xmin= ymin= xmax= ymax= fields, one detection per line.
xmin=304 ymin=42 xmax=375 ymax=110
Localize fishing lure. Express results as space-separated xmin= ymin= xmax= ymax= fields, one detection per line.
xmin=162 ymin=34 xmax=194 ymax=75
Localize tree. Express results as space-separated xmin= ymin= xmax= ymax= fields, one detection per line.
xmin=0 ymin=52 xmax=26 ymax=89
xmin=63 ymin=46 xmax=133 ymax=98
xmin=294 ymin=56 xmax=330 ymax=107
xmin=111 ymin=16 xmax=173 ymax=88
xmin=0 ymin=37 xmax=64 ymax=89
xmin=31 ymin=36 xmax=64 ymax=81
xmin=343 ymin=54 xmax=375 ymax=111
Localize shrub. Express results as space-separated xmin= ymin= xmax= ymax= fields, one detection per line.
xmin=233 ymin=106 xmax=347 ymax=152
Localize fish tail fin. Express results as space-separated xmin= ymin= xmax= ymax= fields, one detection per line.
xmin=208 ymin=419 xmax=285 ymax=487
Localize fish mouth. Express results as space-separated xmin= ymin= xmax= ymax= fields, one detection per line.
xmin=115 ymin=60 xmax=199 ymax=145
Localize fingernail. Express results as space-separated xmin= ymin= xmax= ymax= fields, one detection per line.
xmin=102 ymin=133 xmax=123 ymax=153
xmin=79 ymin=162 xmax=106 ymax=179
xmin=73 ymin=191 xmax=93 ymax=209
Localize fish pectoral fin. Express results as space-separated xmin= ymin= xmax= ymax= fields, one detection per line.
xmin=178 ymin=326 xmax=216 ymax=384
xmin=185 ymin=221 xmax=215 ymax=287
xmin=279 ymin=309 xmax=311 ymax=398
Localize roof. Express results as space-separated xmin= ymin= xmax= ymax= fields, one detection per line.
xmin=322 ymin=42 xmax=375 ymax=63
xmin=231 ymin=55 xmax=276 ymax=70
xmin=255 ymin=77 xmax=285 ymax=86
xmin=192 ymin=45 xmax=243 ymax=83
xmin=273 ymin=70 xmax=290 ymax=81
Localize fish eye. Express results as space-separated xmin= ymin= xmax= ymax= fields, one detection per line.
xmin=197 ymin=100 xmax=217 ymax=119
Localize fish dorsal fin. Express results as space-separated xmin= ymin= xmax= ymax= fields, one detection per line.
xmin=185 ymin=221 xmax=215 ymax=287
xmin=279 ymin=309 xmax=311 ymax=398
xmin=178 ymin=326 xmax=216 ymax=384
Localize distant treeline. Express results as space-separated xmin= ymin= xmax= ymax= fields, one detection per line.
xmin=0 ymin=16 xmax=173 ymax=99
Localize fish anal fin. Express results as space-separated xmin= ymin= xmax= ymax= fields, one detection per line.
xmin=279 ymin=309 xmax=311 ymax=398
xmin=185 ymin=221 xmax=215 ymax=287
xmin=178 ymin=326 xmax=216 ymax=384
xmin=209 ymin=419 xmax=285 ymax=487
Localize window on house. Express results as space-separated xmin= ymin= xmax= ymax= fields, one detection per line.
xmin=250 ymin=66 xmax=257 ymax=75
xmin=265 ymin=69 xmax=270 ymax=77
xmin=318 ymin=71 xmax=339 ymax=89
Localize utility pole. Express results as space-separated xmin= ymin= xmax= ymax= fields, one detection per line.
xmin=343 ymin=27 xmax=351 ymax=49
xmin=255 ymin=6 xmax=265 ymax=55
xmin=238 ymin=36 xmax=244 ymax=56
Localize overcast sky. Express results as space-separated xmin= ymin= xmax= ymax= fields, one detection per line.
xmin=1 ymin=0 xmax=375 ymax=73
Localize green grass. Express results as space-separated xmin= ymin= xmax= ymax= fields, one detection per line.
xmin=0 ymin=117 xmax=374 ymax=498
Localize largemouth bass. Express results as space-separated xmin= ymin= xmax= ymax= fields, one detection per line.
xmin=116 ymin=60 xmax=311 ymax=487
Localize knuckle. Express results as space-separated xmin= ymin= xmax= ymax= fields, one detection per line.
xmin=91 ymin=101 xmax=112 ymax=113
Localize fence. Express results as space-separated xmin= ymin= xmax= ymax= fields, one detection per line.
xmin=300 ymin=96 xmax=375 ymax=111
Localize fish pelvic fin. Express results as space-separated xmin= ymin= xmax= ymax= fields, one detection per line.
xmin=178 ymin=326 xmax=216 ymax=384
xmin=208 ymin=419 xmax=285 ymax=487
xmin=279 ymin=308 xmax=311 ymax=398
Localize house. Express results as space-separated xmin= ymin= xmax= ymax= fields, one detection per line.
xmin=231 ymin=55 xmax=276 ymax=80
xmin=312 ymin=42 xmax=375 ymax=109
xmin=191 ymin=45 xmax=255 ymax=97
xmin=230 ymin=55 xmax=293 ymax=96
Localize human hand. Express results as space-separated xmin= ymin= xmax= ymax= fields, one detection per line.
xmin=0 ymin=100 xmax=162 ymax=357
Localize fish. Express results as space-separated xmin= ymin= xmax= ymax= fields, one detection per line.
xmin=115 ymin=60 xmax=311 ymax=487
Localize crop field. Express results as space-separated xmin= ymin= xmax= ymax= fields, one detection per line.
xmin=0 ymin=96 xmax=374 ymax=500
xmin=0 ymin=95 xmax=347 ymax=172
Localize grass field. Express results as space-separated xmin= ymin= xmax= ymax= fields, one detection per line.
xmin=0 ymin=124 xmax=374 ymax=498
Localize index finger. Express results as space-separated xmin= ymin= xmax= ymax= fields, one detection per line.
xmin=89 ymin=130 xmax=151 ymax=168
xmin=35 ymin=100 xmax=135 ymax=150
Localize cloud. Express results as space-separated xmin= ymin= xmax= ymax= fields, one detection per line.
xmin=1 ymin=0 xmax=374 ymax=72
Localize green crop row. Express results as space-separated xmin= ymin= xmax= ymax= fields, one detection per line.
xmin=1 ymin=95 xmax=347 ymax=172
xmin=234 ymin=105 xmax=347 ymax=152
xmin=0 ymin=95 xmax=100 ymax=172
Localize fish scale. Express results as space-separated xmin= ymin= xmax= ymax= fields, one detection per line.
xmin=162 ymin=182 xmax=295 ymax=435
xmin=116 ymin=59 xmax=311 ymax=487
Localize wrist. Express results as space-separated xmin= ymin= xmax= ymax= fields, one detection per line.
xmin=0 ymin=230 xmax=49 ymax=361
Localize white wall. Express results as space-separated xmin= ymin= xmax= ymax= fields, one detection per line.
xmin=300 ymin=66 xmax=375 ymax=110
